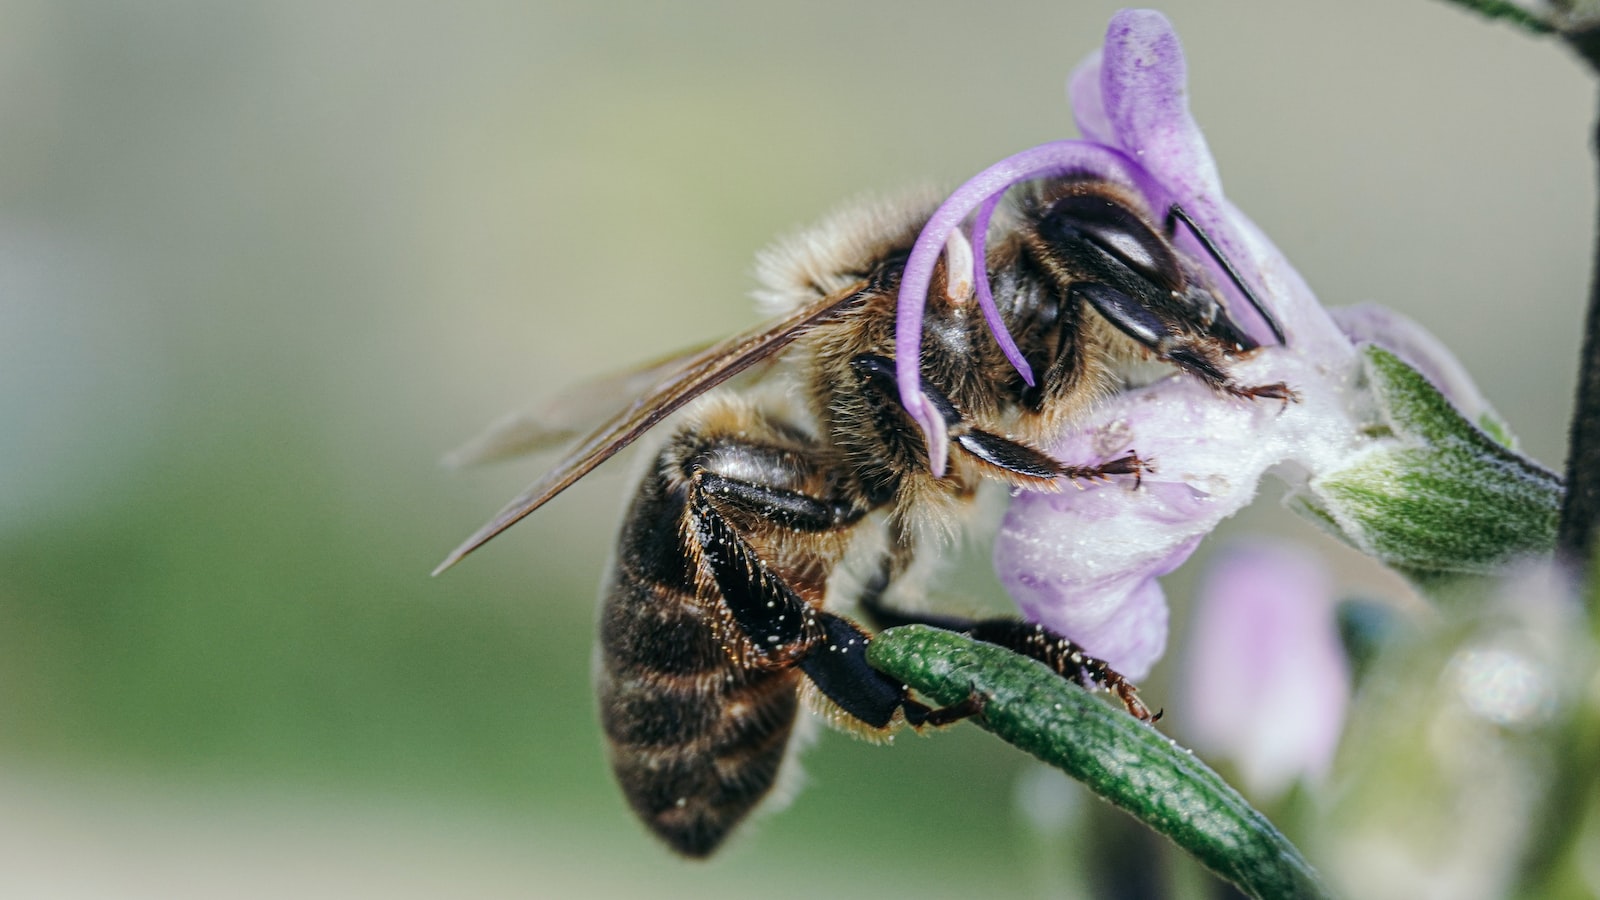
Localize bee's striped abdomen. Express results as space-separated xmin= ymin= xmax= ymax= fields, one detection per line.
xmin=597 ymin=455 xmax=801 ymax=858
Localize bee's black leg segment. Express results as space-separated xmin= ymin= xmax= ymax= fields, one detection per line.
xmin=960 ymin=620 xmax=1156 ymax=721
xmin=1076 ymin=282 xmax=1295 ymax=406
xmin=1164 ymin=203 xmax=1287 ymax=347
xmin=848 ymin=352 xmax=1145 ymax=485
xmin=1164 ymin=345 xmax=1299 ymax=405
xmin=696 ymin=471 xmax=865 ymax=532
xmin=679 ymin=434 xmax=965 ymax=734
xmin=1076 ymin=281 xmax=1172 ymax=350
xmin=796 ymin=613 xmax=910 ymax=729
xmin=688 ymin=472 xmax=951 ymax=732
xmin=685 ymin=448 xmax=928 ymax=733
xmin=793 ymin=612 xmax=985 ymax=730
xmin=682 ymin=440 xmax=870 ymax=660
xmin=952 ymin=430 xmax=1073 ymax=480
xmin=680 ymin=435 xmax=872 ymax=662
xmin=686 ymin=485 xmax=824 ymax=661
xmin=952 ymin=429 xmax=1149 ymax=486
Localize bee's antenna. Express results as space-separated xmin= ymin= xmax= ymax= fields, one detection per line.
xmin=1165 ymin=204 xmax=1287 ymax=346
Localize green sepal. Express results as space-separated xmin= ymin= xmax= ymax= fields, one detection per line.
xmin=867 ymin=625 xmax=1330 ymax=900
xmin=1294 ymin=345 xmax=1562 ymax=578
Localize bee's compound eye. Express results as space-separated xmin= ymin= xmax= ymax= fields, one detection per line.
xmin=1042 ymin=195 xmax=1183 ymax=294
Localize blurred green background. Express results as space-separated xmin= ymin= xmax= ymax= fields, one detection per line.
xmin=0 ymin=1 xmax=1590 ymax=896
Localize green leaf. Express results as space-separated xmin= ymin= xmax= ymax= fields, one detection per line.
xmin=1297 ymin=345 xmax=1562 ymax=577
xmin=867 ymin=625 xmax=1331 ymax=900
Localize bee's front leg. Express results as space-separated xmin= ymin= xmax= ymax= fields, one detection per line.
xmin=1073 ymin=282 xmax=1294 ymax=404
xmin=849 ymin=353 xmax=1148 ymax=487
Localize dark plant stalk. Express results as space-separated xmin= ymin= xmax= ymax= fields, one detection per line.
xmin=1438 ymin=0 xmax=1600 ymax=588
xmin=1561 ymin=29 xmax=1600 ymax=578
xmin=1525 ymin=23 xmax=1600 ymax=899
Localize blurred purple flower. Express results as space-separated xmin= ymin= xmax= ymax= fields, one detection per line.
xmin=895 ymin=10 xmax=1502 ymax=677
xmin=1181 ymin=541 xmax=1350 ymax=798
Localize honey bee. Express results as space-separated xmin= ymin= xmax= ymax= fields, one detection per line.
xmin=436 ymin=176 xmax=1289 ymax=857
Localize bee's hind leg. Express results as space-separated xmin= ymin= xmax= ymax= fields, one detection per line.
xmin=684 ymin=440 xmax=977 ymax=731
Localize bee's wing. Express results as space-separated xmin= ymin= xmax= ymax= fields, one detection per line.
xmin=440 ymin=342 xmax=717 ymax=469
xmin=433 ymin=281 xmax=870 ymax=575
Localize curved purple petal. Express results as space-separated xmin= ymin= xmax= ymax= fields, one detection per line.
xmin=968 ymin=188 xmax=1024 ymax=388
xmin=893 ymin=140 xmax=1160 ymax=475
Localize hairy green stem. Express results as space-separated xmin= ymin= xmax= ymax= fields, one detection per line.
xmin=868 ymin=626 xmax=1330 ymax=900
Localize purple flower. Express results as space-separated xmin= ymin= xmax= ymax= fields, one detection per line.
xmin=1180 ymin=541 xmax=1350 ymax=798
xmin=896 ymin=10 xmax=1507 ymax=677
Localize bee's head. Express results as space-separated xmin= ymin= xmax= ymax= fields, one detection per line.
xmin=1029 ymin=182 xmax=1265 ymax=357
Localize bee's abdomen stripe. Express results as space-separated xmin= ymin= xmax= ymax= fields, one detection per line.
xmin=600 ymin=572 xmax=725 ymax=679
xmin=601 ymin=661 xmax=799 ymax=856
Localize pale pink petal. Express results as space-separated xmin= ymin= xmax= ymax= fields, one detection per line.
xmin=995 ymin=338 xmax=1366 ymax=680
xmin=1181 ymin=542 xmax=1351 ymax=799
